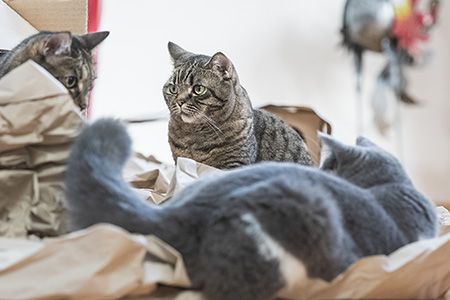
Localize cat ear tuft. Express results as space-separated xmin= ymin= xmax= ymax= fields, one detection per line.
xmin=356 ymin=136 xmax=377 ymax=147
xmin=206 ymin=52 xmax=234 ymax=80
xmin=42 ymin=32 xmax=72 ymax=56
xmin=79 ymin=31 xmax=109 ymax=51
xmin=168 ymin=42 xmax=191 ymax=62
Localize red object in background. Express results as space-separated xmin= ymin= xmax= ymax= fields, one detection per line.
xmin=88 ymin=0 xmax=101 ymax=33
xmin=391 ymin=0 xmax=440 ymax=57
xmin=87 ymin=0 xmax=102 ymax=119
xmin=391 ymin=0 xmax=429 ymax=56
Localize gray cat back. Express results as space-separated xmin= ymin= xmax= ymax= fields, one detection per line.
xmin=65 ymin=118 xmax=437 ymax=300
xmin=163 ymin=42 xmax=313 ymax=169
xmin=0 ymin=31 xmax=109 ymax=111
xmin=320 ymin=132 xmax=438 ymax=242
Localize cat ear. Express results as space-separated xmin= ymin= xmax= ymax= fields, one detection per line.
xmin=42 ymin=32 xmax=72 ymax=56
xmin=319 ymin=132 xmax=356 ymax=170
xmin=319 ymin=133 xmax=335 ymax=169
xmin=168 ymin=42 xmax=193 ymax=62
xmin=318 ymin=132 xmax=354 ymax=157
xmin=356 ymin=136 xmax=377 ymax=148
xmin=319 ymin=132 xmax=346 ymax=151
xmin=206 ymin=52 xmax=235 ymax=81
xmin=79 ymin=31 xmax=109 ymax=51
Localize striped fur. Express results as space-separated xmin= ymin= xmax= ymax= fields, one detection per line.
xmin=163 ymin=43 xmax=313 ymax=169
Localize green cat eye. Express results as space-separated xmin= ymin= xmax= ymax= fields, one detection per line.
xmin=168 ymin=85 xmax=178 ymax=94
xmin=193 ymin=85 xmax=206 ymax=95
xmin=65 ymin=76 xmax=78 ymax=88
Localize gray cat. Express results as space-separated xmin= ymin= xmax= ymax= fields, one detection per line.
xmin=65 ymin=118 xmax=437 ymax=300
xmin=163 ymin=42 xmax=313 ymax=169
xmin=0 ymin=31 xmax=109 ymax=111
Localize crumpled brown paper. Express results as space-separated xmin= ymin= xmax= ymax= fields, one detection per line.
xmin=0 ymin=224 xmax=190 ymax=300
xmin=124 ymin=153 xmax=174 ymax=204
xmin=124 ymin=155 xmax=220 ymax=205
xmin=0 ymin=208 xmax=449 ymax=299
xmin=0 ymin=60 xmax=83 ymax=238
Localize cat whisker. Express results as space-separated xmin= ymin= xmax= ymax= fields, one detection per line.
xmin=124 ymin=108 xmax=171 ymax=124
xmin=197 ymin=112 xmax=224 ymax=138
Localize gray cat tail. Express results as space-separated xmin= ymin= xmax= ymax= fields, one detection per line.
xmin=65 ymin=118 xmax=162 ymax=234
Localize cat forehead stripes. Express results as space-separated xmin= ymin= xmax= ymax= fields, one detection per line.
xmin=171 ymin=60 xmax=203 ymax=85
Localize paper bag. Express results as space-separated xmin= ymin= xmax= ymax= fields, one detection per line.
xmin=0 ymin=60 xmax=83 ymax=238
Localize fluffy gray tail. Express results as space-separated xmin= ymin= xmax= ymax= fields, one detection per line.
xmin=65 ymin=118 xmax=161 ymax=233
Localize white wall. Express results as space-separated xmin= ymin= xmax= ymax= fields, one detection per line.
xmin=91 ymin=0 xmax=450 ymax=205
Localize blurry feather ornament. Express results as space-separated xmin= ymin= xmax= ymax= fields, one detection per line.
xmin=341 ymin=0 xmax=440 ymax=134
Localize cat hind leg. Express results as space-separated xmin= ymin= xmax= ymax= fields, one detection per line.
xmin=198 ymin=213 xmax=285 ymax=300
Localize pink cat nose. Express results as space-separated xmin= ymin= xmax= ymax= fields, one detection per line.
xmin=177 ymin=99 xmax=186 ymax=106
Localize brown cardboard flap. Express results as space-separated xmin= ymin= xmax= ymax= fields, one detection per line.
xmin=2 ymin=0 xmax=87 ymax=34
xmin=261 ymin=105 xmax=332 ymax=167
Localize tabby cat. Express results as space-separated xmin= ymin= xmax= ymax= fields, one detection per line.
xmin=65 ymin=118 xmax=437 ymax=300
xmin=163 ymin=42 xmax=313 ymax=169
xmin=0 ymin=31 xmax=109 ymax=112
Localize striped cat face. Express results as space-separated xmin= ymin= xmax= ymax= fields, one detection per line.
xmin=12 ymin=31 xmax=109 ymax=112
xmin=37 ymin=31 xmax=109 ymax=112
xmin=163 ymin=42 xmax=238 ymax=125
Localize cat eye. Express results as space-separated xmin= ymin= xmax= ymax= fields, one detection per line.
xmin=193 ymin=85 xmax=206 ymax=95
xmin=65 ymin=76 xmax=78 ymax=89
xmin=168 ymin=85 xmax=178 ymax=94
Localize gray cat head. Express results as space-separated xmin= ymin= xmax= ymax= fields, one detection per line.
xmin=163 ymin=42 xmax=240 ymax=124
xmin=319 ymin=133 xmax=410 ymax=187
xmin=19 ymin=31 xmax=109 ymax=111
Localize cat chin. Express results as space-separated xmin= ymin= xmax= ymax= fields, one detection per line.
xmin=180 ymin=113 xmax=197 ymax=123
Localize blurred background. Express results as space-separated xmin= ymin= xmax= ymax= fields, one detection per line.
xmin=90 ymin=0 xmax=449 ymax=206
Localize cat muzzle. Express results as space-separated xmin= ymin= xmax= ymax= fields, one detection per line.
xmin=176 ymin=99 xmax=186 ymax=107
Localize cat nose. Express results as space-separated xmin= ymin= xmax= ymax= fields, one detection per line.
xmin=177 ymin=99 xmax=186 ymax=107
xmin=78 ymin=97 xmax=88 ymax=111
